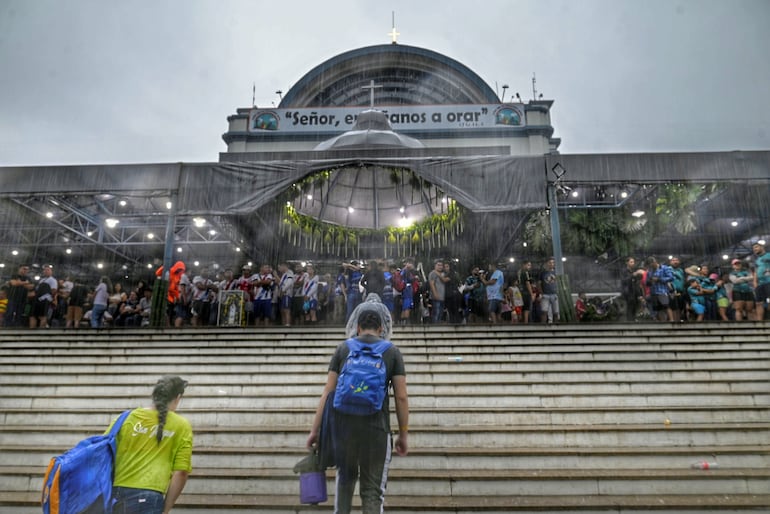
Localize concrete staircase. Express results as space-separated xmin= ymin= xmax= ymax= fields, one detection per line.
xmin=0 ymin=323 xmax=768 ymax=513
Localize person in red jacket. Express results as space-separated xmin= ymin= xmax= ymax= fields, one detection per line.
xmin=155 ymin=261 xmax=187 ymax=327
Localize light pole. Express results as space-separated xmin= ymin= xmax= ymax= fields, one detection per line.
xmin=547 ymin=163 xmax=566 ymax=275
xmin=546 ymin=162 xmax=574 ymax=321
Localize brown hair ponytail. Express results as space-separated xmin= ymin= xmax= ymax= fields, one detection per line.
xmin=151 ymin=375 xmax=188 ymax=445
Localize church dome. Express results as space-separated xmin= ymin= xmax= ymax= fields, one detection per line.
xmin=279 ymin=44 xmax=499 ymax=108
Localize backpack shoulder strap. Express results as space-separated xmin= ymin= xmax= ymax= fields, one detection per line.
xmin=108 ymin=409 xmax=133 ymax=439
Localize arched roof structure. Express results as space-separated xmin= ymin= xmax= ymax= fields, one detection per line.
xmin=279 ymin=44 xmax=500 ymax=108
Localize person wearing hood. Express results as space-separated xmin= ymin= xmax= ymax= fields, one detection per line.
xmin=155 ymin=261 xmax=187 ymax=327
xmin=307 ymin=294 xmax=409 ymax=514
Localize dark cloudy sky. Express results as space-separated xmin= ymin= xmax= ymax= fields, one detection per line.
xmin=1 ymin=0 xmax=768 ymax=166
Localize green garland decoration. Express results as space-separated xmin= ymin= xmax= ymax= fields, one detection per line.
xmin=280 ymin=200 xmax=465 ymax=257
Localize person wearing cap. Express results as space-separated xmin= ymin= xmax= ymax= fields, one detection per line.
xmin=753 ymin=242 xmax=770 ymax=321
xmin=307 ymin=296 xmax=408 ymax=514
xmin=107 ymin=376 xmax=193 ymax=514
xmin=729 ymin=259 xmax=755 ymax=321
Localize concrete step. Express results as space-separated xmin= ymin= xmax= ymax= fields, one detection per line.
xmin=3 ymin=348 xmax=768 ymax=365
xmin=4 ymin=489 xmax=770 ymax=513
xmin=4 ymin=443 xmax=768 ymax=471
xmin=1 ymin=390 xmax=768 ymax=410
xmin=2 ymin=423 xmax=769 ymax=450
xmin=4 ymin=464 xmax=770 ymax=497
xmin=1 ymin=321 xmax=767 ymax=337
xmin=2 ymin=334 xmax=768 ymax=349
xmin=2 ymin=404 xmax=767 ymax=428
xmin=1 ymin=327 xmax=768 ymax=354
xmin=6 ymin=329 xmax=767 ymax=346
xmin=0 ymin=328 xmax=766 ymax=347
xmin=3 ymin=379 xmax=767 ymax=399
xmin=2 ymin=358 xmax=765 ymax=375
xmin=2 ymin=368 xmax=765 ymax=385
xmin=0 ymin=345 xmax=770 ymax=365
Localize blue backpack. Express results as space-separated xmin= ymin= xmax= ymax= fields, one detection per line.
xmin=42 ymin=409 xmax=131 ymax=514
xmin=333 ymin=338 xmax=392 ymax=416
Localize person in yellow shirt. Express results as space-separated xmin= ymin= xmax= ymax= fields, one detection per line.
xmin=0 ymin=287 xmax=8 ymax=325
xmin=107 ymin=376 xmax=193 ymax=514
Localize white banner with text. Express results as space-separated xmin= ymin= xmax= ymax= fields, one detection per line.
xmin=248 ymin=104 xmax=526 ymax=133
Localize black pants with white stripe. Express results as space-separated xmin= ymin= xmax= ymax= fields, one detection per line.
xmin=334 ymin=428 xmax=392 ymax=514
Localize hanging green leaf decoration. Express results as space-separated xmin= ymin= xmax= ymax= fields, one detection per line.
xmin=654 ymin=184 xmax=721 ymax=235
xmin=409 ymin=172 xmax=421 ymax=190
xmin=523 ymin=210 xmax=552 ymax=255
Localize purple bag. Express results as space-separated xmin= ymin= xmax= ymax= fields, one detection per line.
xmin=299 ymin=470 xmax=327 ymax=504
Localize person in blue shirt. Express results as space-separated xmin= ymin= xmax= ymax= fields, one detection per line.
xmin=753 ymin=242 xmax=770 ymax=321
xmin=482 ymin=262 xmax=506 ymax=324
xmin=668 ymin=256 xmax=687 ymax=322
xmin=645 ymin=256 xmax=674 ymax=321
xmin=696 ymin=264 xmax=718 ymax=320
xmin=687 ymin=277 xmax=707 ymax=322
xmin=398 ymin=259 xmax=418 ymax=325
xmin=343 ymin=260 xmax=363 ymax=323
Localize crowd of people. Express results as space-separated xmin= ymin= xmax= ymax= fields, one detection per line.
xmin=2 ymin=241 xmax=768 ymax=328
xmin=620 ymin=242 xmax=770 ymax=323
xmin=0 ymin=264 xmax=156 ymax=329
xmin=147 ymin=257 xmax=566 ymax=328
